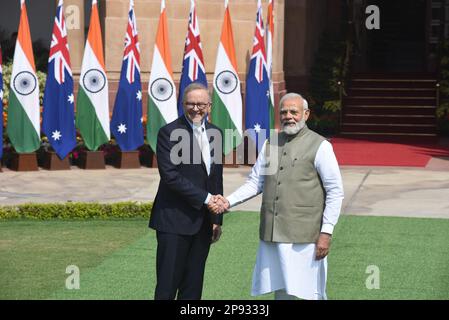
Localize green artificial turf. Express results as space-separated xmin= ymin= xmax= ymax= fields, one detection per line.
xmin=1 ymin=213 xmax=448 ymax=300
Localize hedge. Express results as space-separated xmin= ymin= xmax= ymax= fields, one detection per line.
xmin=0 ymin=202 xmax=153 ymax=220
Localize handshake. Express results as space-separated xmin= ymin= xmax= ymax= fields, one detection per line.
xmin=207 ymin=195 xmax=230 ymax=215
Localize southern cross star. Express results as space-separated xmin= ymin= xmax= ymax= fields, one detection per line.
xmin=52 ymin=130 xmax=62 ymax=141
xmin=118 ymin=123 xmax=127 ymax=134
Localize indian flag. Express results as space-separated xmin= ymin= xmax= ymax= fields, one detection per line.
xmin=267 ymin=0 xmax=275 ymax=129
xmin=7 ymin=0 xmax=40 ymax=153
xmin=76 ymin=0 xmax=110 ymax=151
xmin=211 ymin=0 xmax=242 ymax=155
xmin=147 ymin=0 xmax=177 ymax=153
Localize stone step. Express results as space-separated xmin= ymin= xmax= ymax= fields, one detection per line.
xmin=340 ymin=123 xmax=436 ymax=134
xmin=342 ymin=114 xmax=435 ymax=125
xmin=344 ymin=105 xmax=436 ymax=116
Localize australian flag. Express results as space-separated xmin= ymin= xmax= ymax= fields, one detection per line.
xmin=245 ymin=1 xmax=270 ymax=148
xmin=0 ymin=45 xmax=3 ymax=160
xmin=177 ymin=0 xmax=207 ymax=116
xmin=42 ymin=0 xmax=76 ymax=160
xmin=110 ymin=0 xmax=143 ymax=151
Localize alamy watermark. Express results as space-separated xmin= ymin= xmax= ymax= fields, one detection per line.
xmin=65 ymin=5 xmax=81 ymax=30
xmin=169 ymin=128 xmax=279 ymax=175
xmin=365 ymin=5 xmax=380 ymax=30
xmin=65 ymin=265 xmax=80 ymax=290
xmin=365 ymin=265 xmax=380 ymax=290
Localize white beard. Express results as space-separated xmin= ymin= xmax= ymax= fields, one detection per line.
xmin=282 ymin=119 xmax=306 ymax=135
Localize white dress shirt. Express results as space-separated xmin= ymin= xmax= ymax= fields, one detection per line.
xmin=193 ymin=124 xmax=211 ymax=176
xmin=227 ymin=139 xmax=344 ymax=234
xmin=184 ymin=116 xmax=212 ymax=204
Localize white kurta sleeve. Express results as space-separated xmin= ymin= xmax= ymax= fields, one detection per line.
xmin=227 ymin=141 xmax=268 ymax=207
xmin=314 ymin=140 xmax=344 ymax=235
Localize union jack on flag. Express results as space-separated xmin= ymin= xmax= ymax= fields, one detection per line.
xmin=110 ymin=0 xmax=144 ymax=152
xmin=250 ymin=2 xmax=267 ymax=83
xmin=42 ymin=0 xmax=76 ymax=160
xmin=48 ymin=0 xmax=72 ymax=84
xmin=123 ymin=3 xmax=140 ymax=84
xmin=178 ymin=0 xmax=207 ymax=116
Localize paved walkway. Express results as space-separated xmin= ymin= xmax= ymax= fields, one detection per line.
xmin=1 ymin=159 xmax=449 ymax=219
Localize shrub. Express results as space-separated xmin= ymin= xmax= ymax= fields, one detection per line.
xmin=0 ymin=202 xmax=153 ymax=220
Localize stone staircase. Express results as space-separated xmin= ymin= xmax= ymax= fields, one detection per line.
xmin=340 ymin=74 xmax=438 ymax=142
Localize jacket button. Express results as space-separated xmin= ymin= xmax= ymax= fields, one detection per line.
xmin=278 ymin=181 xmax=281 ymax=185
xmin=280 ymin=166 xmax=283 ymax=170
xmin=283 ymin=152 xmax=287 ymax=156
xmin=275 ymin=196 xmax=279 ymax=200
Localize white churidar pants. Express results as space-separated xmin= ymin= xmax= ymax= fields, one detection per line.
xmin=251 ymin=240 xmax=328 ymax=300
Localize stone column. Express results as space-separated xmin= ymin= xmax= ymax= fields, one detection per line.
xmin=65 ymin=0 xmax=85 ymax=75
xmin=284 ymin=0 xmax=327 ymax=94
xmin=270 ymin=0 xmax=286 ymax=128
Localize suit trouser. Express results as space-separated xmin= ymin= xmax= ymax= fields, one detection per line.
xmin=154 ymin=219 xmax=212 ymax=300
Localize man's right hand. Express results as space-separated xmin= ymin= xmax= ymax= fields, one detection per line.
xmin=207 ymin=195 xmax=230 ymax=214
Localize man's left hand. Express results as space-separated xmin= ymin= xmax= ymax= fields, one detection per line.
xmin=211 ymin=224 xmax=222 ymax=244
xmin=315 ymin=233 xmax=332 ymax=260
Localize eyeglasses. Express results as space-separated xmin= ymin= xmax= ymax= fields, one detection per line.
xmin=184 ymin=102 xmax=211 ymax=110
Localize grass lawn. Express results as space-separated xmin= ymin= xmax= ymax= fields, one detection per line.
xmin=1 ymin=213 xmax=448 ymax=300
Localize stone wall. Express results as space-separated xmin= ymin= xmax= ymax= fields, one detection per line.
xmin=63 ymin=0 xmax=285 ymax=127
xmin=101 ymin=0 xmax=284 ymax=82
xmin=284 ymin=0 xmax=328 ymax=94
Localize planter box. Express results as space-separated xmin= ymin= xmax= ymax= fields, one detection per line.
xmin=114 ymin=150 xmax=141 ymax=169
xmin=41 ymin=151 xmax=70 ymax=170
xmin=222 ymin=149 xmax=242 ymax=168
xmin=77 ymin=150 xmax=105 ymax=169
xmin=139 ymin=145 xmax=157 ymax=168
xmin=8 ymin=152 xmax=38 ymax=171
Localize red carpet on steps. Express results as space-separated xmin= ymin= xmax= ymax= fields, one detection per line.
xmin=330 ymin=138 xmax=449 ymax=167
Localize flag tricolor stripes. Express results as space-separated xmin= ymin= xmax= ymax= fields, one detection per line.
xmin=7 ymin=0 xmax=40 ymax=153
xmin=76 ymin=0 xmax=110 ymax=152
xmin=147 ymin=0 xmax=178 ymax=153
xmin=211 ymin=0 xmax=243 ymax=156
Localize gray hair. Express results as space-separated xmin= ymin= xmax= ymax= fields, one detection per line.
xmin=279 ymin=93 xmax=309 ymax=110
xmin=182 ymin=82 xmax=211 ymax=104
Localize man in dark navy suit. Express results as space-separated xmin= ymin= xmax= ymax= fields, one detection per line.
xmin=149 ymin=82 xmax=224 ymax=300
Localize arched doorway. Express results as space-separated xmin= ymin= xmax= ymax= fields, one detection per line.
xmin=354 ymin=0 xmax=428 ymax=73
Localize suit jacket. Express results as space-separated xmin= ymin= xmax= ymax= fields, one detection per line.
xmin=149 ymin=116 xmax=224 ymax=235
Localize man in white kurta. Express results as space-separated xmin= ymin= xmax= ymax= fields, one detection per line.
xmin=221 ymin=93 xmax=344 ymax=300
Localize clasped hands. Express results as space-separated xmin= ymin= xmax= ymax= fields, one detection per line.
xmin=207 ymin=195 xmax=230 ymax=214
